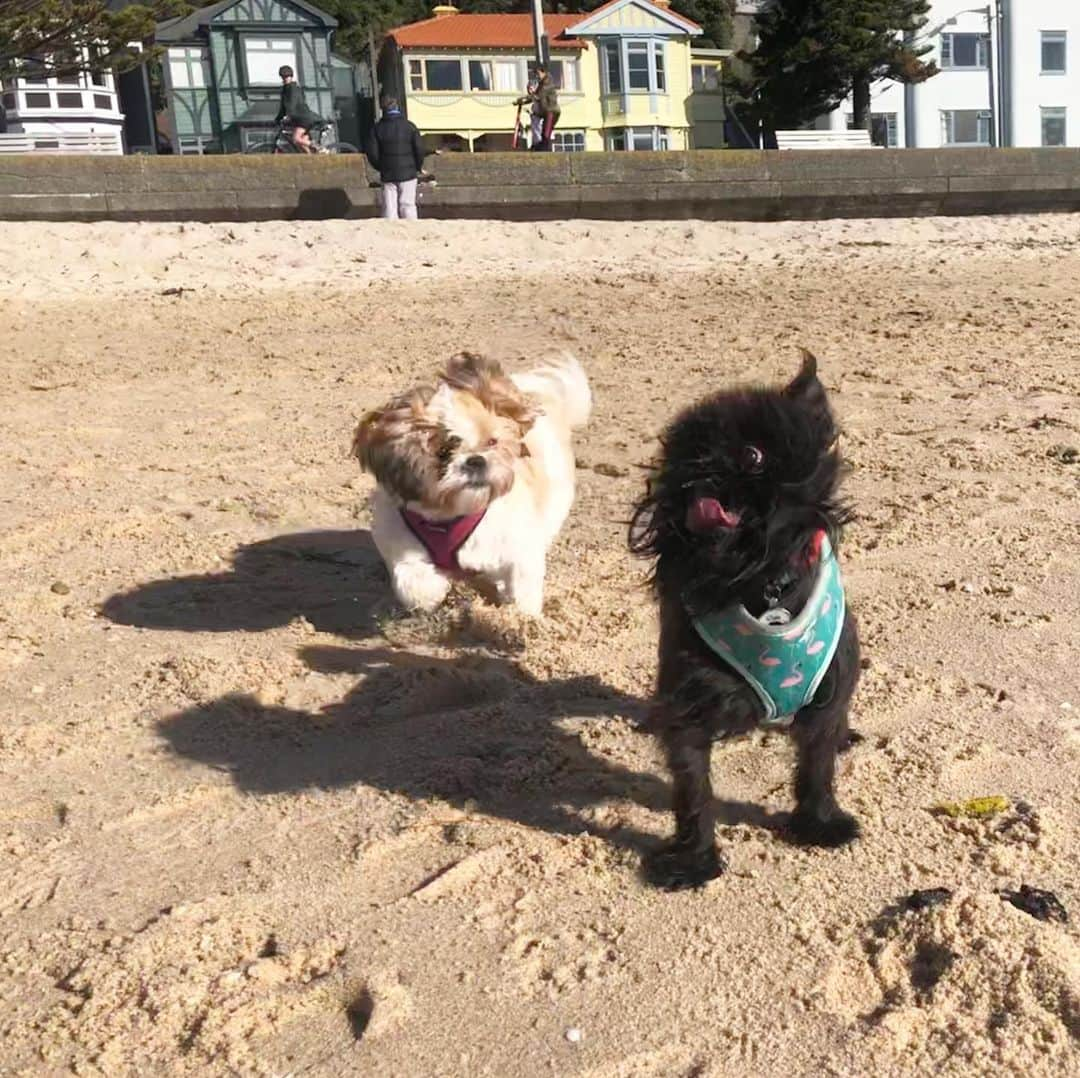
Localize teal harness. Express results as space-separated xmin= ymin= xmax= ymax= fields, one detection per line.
xmin=691 ymin=535 xmax=845 ymax=727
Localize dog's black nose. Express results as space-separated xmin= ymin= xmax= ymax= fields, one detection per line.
xmin=464 ymin=455 xmax=487 ymax=471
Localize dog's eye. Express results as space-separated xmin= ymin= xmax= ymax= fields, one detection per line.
xmin=741 ymin=445 xmax=765 ymax=474
xmin=486 ymin=437 xmax=498 ymax=448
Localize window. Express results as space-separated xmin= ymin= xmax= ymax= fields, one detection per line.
xmin=57 ymin=92 xmax=82 ymax=108
xmin=408 ymin=58 xmax=465 ymax=92
xmin=551 ymin=131 xmax=585 ymax=152
xmin=605 ymin=40 xmax=666 ymax=94
xmin=604 ymin=41 xmax=621 ymax=93
xmin=627 ymin=42 xmax=650 ymax=90
xmin=24 ymin=92 xmax=50 ymax=108
xmin=941 ymin=33 xmax=989 ymax=69
xmin=607 ymin=126 xmax=669 ymax=151
xmin=169 ymin=47 xmax=209 ymax=90
xmin=847 ymin=111 xmax=898 ymax=147
xmin=91 ymin=70 xmax=107 ymax=88
xmin=93 ymin=93 xmax=111 ymax=110
xmin=692 ymin=63 xmax=721 ymax=92
xmin=56 ymin=74 xmax=80 ymax=87
xmin=1042 ymin=31 xmax=1066 ymax=74
xmin=942 ymin=109 xmax=991 ymax=145
xmin=424 ymin=59 xmax=462 ymax=91
xmin=243 ymin=37 xmax=297 ymax=87
xmin=469 ymin=60 xmax=491 ymax=91
xmin=494 ymin=60 xmax=520 ymax=92
xmin=530 ymin=59 xmax=579 ymax=92
xmin=2 ymin=93 xmax=15 ymax=110
xmin=1041 ymin=106 xmax=1066 ymax=146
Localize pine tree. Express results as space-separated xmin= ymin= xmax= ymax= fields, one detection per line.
xmin=735 ymin=0 xmax=935 ymax=135
xmin=0 ymin=2 xmax=187 ymax=79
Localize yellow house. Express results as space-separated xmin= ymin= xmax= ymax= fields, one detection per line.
xmin=379 ymin=0 xmax=703 ymax=152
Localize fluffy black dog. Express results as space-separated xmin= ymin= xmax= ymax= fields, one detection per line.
xmin=629 ymin=351 xmax=861 ymax=890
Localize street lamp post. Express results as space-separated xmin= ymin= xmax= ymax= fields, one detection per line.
xmin=531 ymin=0 xmax=549 ymax=68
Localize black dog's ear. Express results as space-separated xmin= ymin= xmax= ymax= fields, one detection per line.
xmin=784 ymin=348 xmax=827 ymax=409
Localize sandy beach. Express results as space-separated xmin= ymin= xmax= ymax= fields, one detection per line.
xmin=0 ymin=214 xmax=1077 ymax=1076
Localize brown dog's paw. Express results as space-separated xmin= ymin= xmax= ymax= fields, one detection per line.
xmin=787 ymin=809 xmax=860 ymax=848
xmin=644 ymin=843 xmax=727 ymax=891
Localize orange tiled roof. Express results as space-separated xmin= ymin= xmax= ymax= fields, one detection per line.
xmin=388 ymin=14 xmax=587 ymax=50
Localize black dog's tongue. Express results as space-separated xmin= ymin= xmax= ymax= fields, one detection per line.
xmin=687 ymin=497 xmax=741 ymax=533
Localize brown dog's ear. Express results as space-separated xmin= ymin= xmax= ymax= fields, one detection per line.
xmin=784 ymin=348 xmax=827 ymax=409
xmin=351 ymin=388 xmax=434 ymax=500
xmin=441 ymin=352 xmax=538 ymax=433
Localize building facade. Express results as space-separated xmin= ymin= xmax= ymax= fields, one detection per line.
xmin=736 ymin=1 xmax=1080 ymax=149
xmin=380 ymin=0 xmax=703 ymax=153
xmin=0 ymin=50 xmax=127 ymax=153
xmin=156 ymin=0 xmax=346 ymax=154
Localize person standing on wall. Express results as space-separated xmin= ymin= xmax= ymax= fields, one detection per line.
xmin=532 ymin=65 xmax=560 ymax=152
xmin=365 ymin=95 xmax=426 ymax=221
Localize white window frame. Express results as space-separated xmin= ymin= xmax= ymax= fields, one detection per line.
xmin=405 ymin=55 xmax=579 ymax=96
xmin=942 ymin=109 xmax=992 ymax=146
xmin=606 ymin=125 xmax=670 ymax=151
xmin=168 ymin=46 xmax=210 ymax=90
xmin=1041 ymin=31 xmax=1067 ymax=75
xmin=551 ymin=130 xmax=585 ymax=152
xmin=940 ymin=32 xmax=990 ymax=70
xmin=691 ymin=62 xmax=721 ymax=92
xmin=1040 ymin=106 xmax=1067 ymax=147
xmin=242 ymin=36 xmax=299 ymax=88
xmin=601 ymin=38 xmax=667 ymax=95
xmin=527 ymin=58 xmax=579 ymax=92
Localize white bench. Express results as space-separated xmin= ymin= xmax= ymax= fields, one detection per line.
xmin=774 ymin=129 xmax=875 ymax=150
xmin=0 ymin=130 xmax=124 ymax=155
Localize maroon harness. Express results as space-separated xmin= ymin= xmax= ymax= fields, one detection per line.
xmin=400 ymin=508 xmax=486 ymax=572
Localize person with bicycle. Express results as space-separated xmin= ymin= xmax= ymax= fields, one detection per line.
xmin=275 ymin=65 xmax=320 ymax=153
xmin=532 ymin=65 xmax=561 ymax=152
xmin=365 ymin=95 xmax=426 ymax=220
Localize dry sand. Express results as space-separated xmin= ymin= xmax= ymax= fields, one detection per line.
xmin=0 ymin=214 xmax=1077 ymax=1077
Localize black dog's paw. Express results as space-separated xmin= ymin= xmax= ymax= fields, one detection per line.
xmin=644 ymin=843 xmax=727 ymax=891
xmin=788 ymin=809 xmax=860 ymax=848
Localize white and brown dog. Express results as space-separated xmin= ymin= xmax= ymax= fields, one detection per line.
xmin=352 ymin=352 xmax=591 ymax=616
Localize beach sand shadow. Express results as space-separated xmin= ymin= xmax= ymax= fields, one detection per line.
xmin=101 ymin=529 xmax=387 ymax=639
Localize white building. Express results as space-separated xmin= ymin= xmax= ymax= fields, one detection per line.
xmin=736 ymin=1 xmax=1080 ymax=149
xmin=0 ymin=51 xmax=126 ymax=154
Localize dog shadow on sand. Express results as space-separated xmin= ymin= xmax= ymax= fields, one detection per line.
xmin=103 ymin=528 xmax=785 ymax=857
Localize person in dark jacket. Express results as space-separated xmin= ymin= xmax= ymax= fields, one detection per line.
xmin=275 ymin=65 xmax=320 ymax=152
xmin=532 ymin=65 xmax=561 ymax=152
xmin=365 ymin=96 xmax=427 ymax=220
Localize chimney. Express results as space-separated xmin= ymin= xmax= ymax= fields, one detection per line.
xmin=432 ymin=4 xmax=459 ymax=16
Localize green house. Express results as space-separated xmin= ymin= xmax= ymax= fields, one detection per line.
xmin=157 ymin=0 xmax=355 ymax=153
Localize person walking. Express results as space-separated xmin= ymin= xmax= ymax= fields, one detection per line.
xmin=365 ymin=96 xmax=426 ymax=221
xmin=532 ymin=65 xmax=561 ymax=152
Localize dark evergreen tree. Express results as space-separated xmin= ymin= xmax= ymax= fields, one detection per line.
xmin=734 ymin=0 xmax=935 ymax=134
xmin=0 ymin=1 xmax=187 ymax=78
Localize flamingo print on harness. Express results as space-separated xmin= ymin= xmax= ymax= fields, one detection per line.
xmin=690 ymin=534 xmax=846 ymax=726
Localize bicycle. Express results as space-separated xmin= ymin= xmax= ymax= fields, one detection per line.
xmin=245 ymin=120 xmax=359 ymax=155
